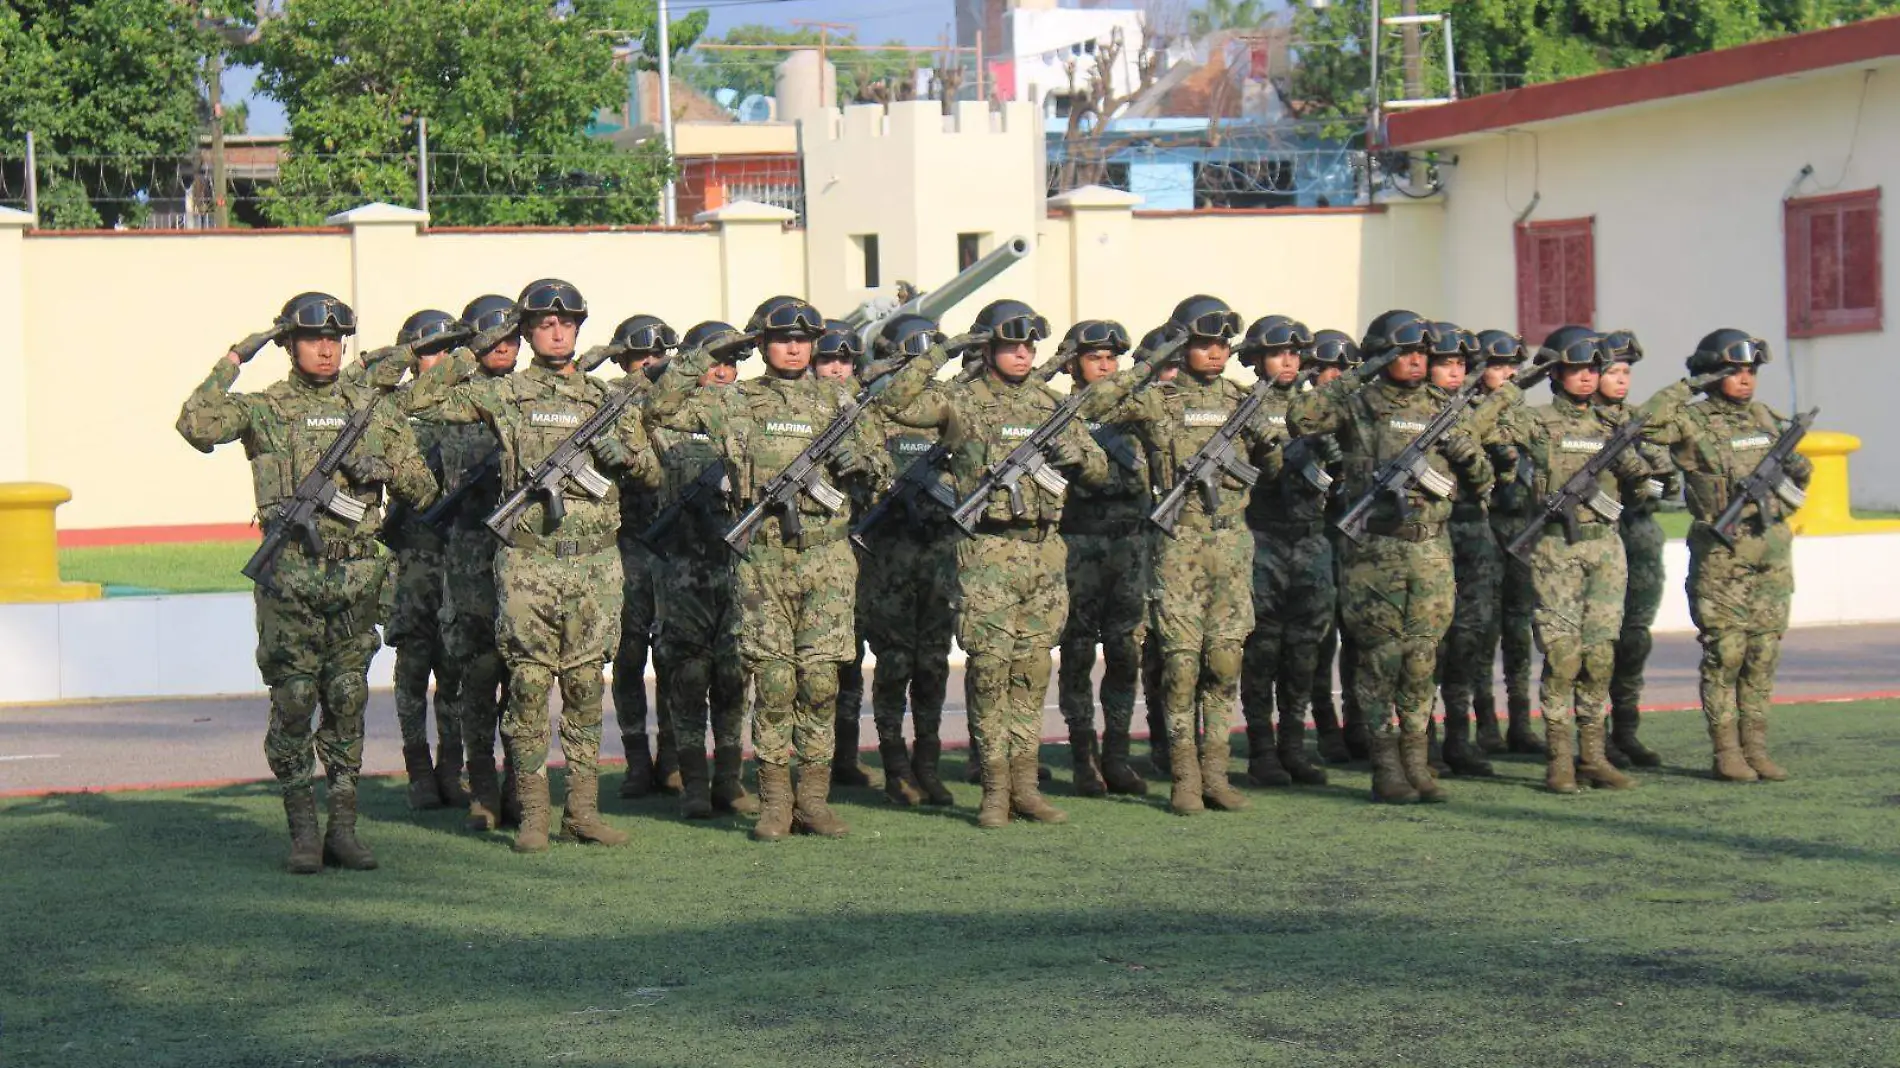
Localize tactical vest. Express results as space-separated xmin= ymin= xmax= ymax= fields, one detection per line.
xmin=951 ymin=374 xmax=1066 ymax=527
xmin=1246 ymin=384 xmax=1326 ymax=529
xmin=252 ymin=378 xmax=382 ymax=545
xmin=1338 ymin=379 xmax=1458 ymax=529
xmin=1524 ymin=397 xmax=1620 ymax=528
xmin=1677 ymin=398 xmax=1785 ymax=527
xmin=496 ymin=366 xmax=622 ymax=543
xmin=1149 ymin=374 xmax=1257 ymax=524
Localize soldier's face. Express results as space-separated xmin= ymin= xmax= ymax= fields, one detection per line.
xmin=291 ymin=334 xmax=344 ymax=381
xmin=813 ymin=356 xmax=854 ymax=381
xmin=1721 ymin=366 xmax=1756 ymax=401
xmin=1185 ymin=338 xmax=1231 ymax=376
xmin=1074 ymin=348 xmax=1119 ymax=384
xmin=990 ymin=340 xmax=1036 ymax=379
xmin=528 ymin=313 xmax=578 ymax=362
xmin=1261 ymin=349 xmax=1301 ymax=384
xmin=1481 ymin=363 xmax=1516 ymax=391
xmin=1429 ymin=356 xmax=1466 ymax=391
xmin=701 ymin=361 xmax=738 ymax=387
xmin=481 ymin=337 xmax=520 ymax=374
xmin=763 ymin=332 xmax=812 ymax=376
xmin=417 ymin=350 xmax=446 ymax=373
xmin=1315 ymin=366 xmax=1343 ymax=386
xmin=1598 ymin=361 xmax=1633 ymax=401
xmin=1386 ymin=349 xmax=1427 ymax=385
xmin=1557 ymin=364 xmax=1600 ymax=397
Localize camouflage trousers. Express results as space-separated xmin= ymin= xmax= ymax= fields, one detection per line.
xmin=1530 ymin=527 xmax=1626 ymax=729
xmin=1149 ymin=524 xmax=1253 ymax=753
xmin=1241 ymin=524 xmax=1334 ymax=735
xmin=255 ymin=551 xmax=387 ymax=796
xmin=1491 ymin=514 xmax=1537 ymax=712
xmin=1058 ymin=530 xmax=1150 ymax=737
xmin=958 ymin=532 xmax=1068 ymax=765
xmin=613 ymin=538 xmax=661 ymax=739
xmin=386 ymin=545 xmax=462 ymax=753
xmin=1613 ymin=511 xmax=1666 ymax=716
xmin=736 ymin=538 xmax=856 ymax=768
xmin=1688 ymin=523 xmax=1793 ymax=731
xmin=1437 ymin=514 xmax=1504 ymax=720
xmin=494 ymin=543 xmax=622 ymax=779
xmin=443 ymin=526 xmax=506 ymax=768
xmin=1339 ymin=529 xmax=1454 ymax=737
xmin=1312 ymin=528 xmax=1361 ymax=729
xmin=655 ymin=551 xmax=747 ymax=759
xmin=864 ymin=533 xmax=958 ymax=744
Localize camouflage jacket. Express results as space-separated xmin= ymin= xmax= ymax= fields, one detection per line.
xmin=1290 ymin=375 xmax=1490 ymax=531
xmin=1245 ymin=379 xmax=1332 ymax=530
xmin=615 ymin=371 xmax=664 ymax=537
xmin=1595 ymin=396 xmax=1680 ymax=515
xmin=1643 ymin=385 xmax=1813 ymax=531
xmin=649 ymin=383 xmax=740 ymax=558
xmin=175 ymin=358 xmax=437 ymax=548
xmin=1493 ymin=391 xmax=1652 ymax=532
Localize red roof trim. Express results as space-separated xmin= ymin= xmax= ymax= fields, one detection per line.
xmin=1388 ymin=14 xmax=1900 ymax=147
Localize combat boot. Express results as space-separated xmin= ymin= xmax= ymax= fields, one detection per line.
xmin=282 ymin=788 xmax=323 ymax=875
xmin=832 ymin=712 xmax=877 ymax=789
xmin=911 ymin=738 xmax=955 ymax=806
xmin=1070 ymin=728 xmax=1106 ymax=798
xmin=977 ymin=756 xmax=1012 ymax=829
xmin=1398 ymin=730 xmax=1449 ymax=803
xmin=1544 ymin=722 xmax=1580 ymax=794
xmin=964 ymin=738 xmax=985 ymax=785
xmin=880 ymin=739 xmax=925 ymax=807
xmin=1147 ymin=706 xmax=1172 ymax=779
xmin=434 ymin=740 xmax=470 ymax=806
xmin=402 ymin=743 xmax=445 ymax=810
xmin=1576 ymin=721 xmax=1636 ymax=790
xmin=1342 ymin=719 xmax=1373 ymax=762
xmin=1010 ymin=748 xmax=1069 ymax=824
xmin=712 ymin=746 xmax=761 ymax=815
xmin=511 ymin=774 xmax=552 ymax=854
xmin=1740 ymin=718 xmax=1788 ymax=781
xmin=1277 ymin=718 xmax=1328 ymax=786
xmin=322 ymin=784 xmax=379 ymax=870
xmin=653 ymin=728 xmax=684 ymax=795
xmin=1312 ymin=695 xmax=1351 ymax=764
xmin=1473 ymin=690 xmax=1506 ymax=754
xmin=1611 ymin=705 xmax=1663 ymax=768
xmin=1167 ymin=739 xmax=1205 ymax=816
xmin=1506 ymin=695 xmax=1545 ymax=754
xmin=465 ymin=760 xmax=503 ymax=832
xmin=1245 ymin=723 xmax=1291 ymax=788
xmin=500 ymin=755 xmax=523 ymax=829
xmin=1100 ymin=728 xmax=1149 ymax=795
xmin=1709 ymin=720 xmax=1759 ymax=782
xmin=560 ymin=768 xmax=631 ymax=845
xmin=1602 ymin=734 xmax=1633 ymax=770
xmin=751 ymin=763 xmax=794 ymax=841
xmin=1201 ymin=738 xmax=1251 ymax=812
xmin=619 ymin=732 xmax=655 ymax=798
xmin=1426 ymin=720 xmax=1452 ymax=776
xmin=792 ymin=764 xmax=851 ymax=838
xmin=1441 ymin=726 xmax=1496 ymax=778
xmin=677 ymin=747 xmax=715 ymax=820
xmin=1368 ymin=733 xmax=1418 ymax=804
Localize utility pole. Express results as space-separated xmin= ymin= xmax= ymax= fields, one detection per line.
xmin=658 ymin=0 xmax=677 ymax=225
xmin=207 ymin=45 xmax=228 ymax=228
xmin=1399 ymin=0 xmax=1428 ymax=191
xmin=792 ymin=19 xmax=854 ymax=105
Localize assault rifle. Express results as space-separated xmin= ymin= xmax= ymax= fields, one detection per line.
xmin=948 ymin=385 xmax=1091 ymax=537
xmin=850 ymin=441 xmax=955 ymax=550
xmin=1503 ymin=413 xmax=1650 ymax=563
xmin=419 ymin=447 xmax=501 ymax=534
xmin=640 ymin=459 xmax=729 ymax=556
xmin=1709 ymin=408 xmax=1817 ymax=548
xmin=1335 ymin=383 xmax=1481 ymax=544
xmin=1149 ymin=378 xmax=1272 ymax=536
xmin=483 ymin=384 xmax=636 ymax=546
xmin=242 ymin=401 xmax=377 ymax=595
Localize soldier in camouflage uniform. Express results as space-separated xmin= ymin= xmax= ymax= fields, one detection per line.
xmin=433 ymin=295 xmax=520 ymax=833
xmin=1290 ymin=311 xmax=1494 ymax=804
xmin=605 ymin=315 xmax=681 ymax=801
xmin=382 ymin=310 xmax=472 ymax=811
xmin=1080 ymin=296 xmax=1276 ymax=816
xmin=1235 ymin=315 xmax=1336 ymax=789
xmin=1307 ymin=330 xmax=1366 ymax=765
xmin=1460 ymin=330 xmax=1532 ymax=757
xmin=879 ymin=299 xmax=1110 ymax=827
xmin=1595 ymin=330 xmax=1670 ymax=769
xmin=646 ymin=297 xmax=890 ymax=841
xmin=647 ymin=321 xmax=758 ymax=819
xmin=1488 ymin=326 xmax=1653 ymax=793
xmin=1054 ymin=320 xmax=1153 ymax=798
xmin=1642 ymin=331 xmax=1810 ymax=782
xmin=177 ymin=292 xmax=439 ymax=873
xmin=816 ymin=326 xmax=883 ymax=792
xmin=852 ymin=316 xmax=961 ymax=807
xmin=405 ymin=279 xmax=660 ymax=852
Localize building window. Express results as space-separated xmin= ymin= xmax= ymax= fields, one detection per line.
xmin=852 ymin=234 xmax=880 ymax=289
xmin=1515 ymin=217 xmax=1595 ymax=345
xmin=1785 ymin=188 xmax=1882 ymax=338
xmin=957 ymin=232 xmax=986 ymax=271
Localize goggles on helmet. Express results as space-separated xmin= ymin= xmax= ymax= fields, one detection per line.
xmin=992 ymin=313 xmax=1052 ymax=344
xmin=1179 ymin=309 xmax=1242 ymax=340
xmin=286 ymin=297 xmax=357 ymax=334
xmin=519 ymin=283 xmax=586 ymax=318
xmin=1252 ymin=322 xmax=1314 ymax=352
xmin=759 ymin=301 xmax=826 ymax=336
xmin=1313 ymin=337 xmax=1356 ymax=365
xmin=622 ymin=322 xmax=678 ymax=354
xmin=817 ymin=329 xmax=867 ymax=359
xmin=1481 ymin=333 xmax=1525 ymax=363
xmin=1383 ymin=316 xmax=1440 ymax=352
xmin=1428 ymin=328 xmax=1479 ymax=359
xmin=1548 ymin=334 xmax=1606 ymax=366
xmin=1601 ymin=330 xmax=1642 ymax=364
xmin=1706 ymin=336 xmax=1770 ymax=365
xmin=1070 ymin=320 xmax=1130 ymax=352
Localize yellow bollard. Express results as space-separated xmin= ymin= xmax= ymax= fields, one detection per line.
xmin=1787 ymin=431 xmax=1900 ymax=536
xmin=0 ymin=482 xmax=104 ymax=602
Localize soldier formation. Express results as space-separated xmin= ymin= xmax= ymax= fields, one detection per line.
xmin=177 ymin=284 xmax=1814 ymax=873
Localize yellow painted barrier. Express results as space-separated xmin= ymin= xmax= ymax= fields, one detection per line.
xmin=0 ymin=482 xmax=103 ymax=602
xmin=1788 ymin=431 xmax=1900 ymax=536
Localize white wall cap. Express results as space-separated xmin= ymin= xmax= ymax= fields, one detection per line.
xmin=694 ymin=200 xmax=798 ymax=225
xmin=1049 ymin=185 xmax=1144 ymax=210
xmin=323 ymin=202 xmax=431 ymax=227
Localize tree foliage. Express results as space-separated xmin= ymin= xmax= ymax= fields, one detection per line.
xmin=683 ymin=24 xmax=922 ymax=108
xmin=1189 ymin=0 xmax=1272 ymax=35
xmin=0 ymin=0 xmax=216 ymax=228
xmin=244 ymin=0 xmax=691 ymax=226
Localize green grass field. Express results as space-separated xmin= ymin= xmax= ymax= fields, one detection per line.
xmin=4 ymin=701 xmax=1897 ymax=1067
xmin=59 ymin=541 xmax=255 ymax=594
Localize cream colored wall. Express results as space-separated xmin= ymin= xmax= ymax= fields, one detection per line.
xmin=1432 ymin=61 xmax=1900 ymax=505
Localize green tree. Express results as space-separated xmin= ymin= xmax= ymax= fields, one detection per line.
xmin=683 ymin=24 xmax=919 ymax=108
xmin=1190 ymin=0 xmax=1272 ymax=34
xmin=245 ymin=0 xmax=691 ymax=226
xmin=0 ymin=0 xmax=215 ymax=228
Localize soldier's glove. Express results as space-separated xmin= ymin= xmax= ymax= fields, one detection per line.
xmin=1313 ymin=434 xmax=1342 ymax=465
xmin=469 ymin=309 xmax=522 ymax=356
xmin=1437 ymin=431 xmax=1481 ymax=468
xmin=230 ymin=324 xmax=288 ymax=363
xmin=341 ymin=450 xmax=392 ymax=487
xmin=1515 ymin=359 xmax=1555 ymax=391
xmin=577 ymin=342 xmax=630 ymax=374
xmin=828 ymin=441 xmax=873 ymax=479
xmin=1137 ymin=330 xmax=1189 ymax=368
xmin=1492 ymin=445 xmax=1522 ymax=483
xmin=943 ymin=330 xmax=991 ymax=355
xmin=590 ymin=435 xmax=640 ymax=473
xmin=709 ymin=330 xmax=759 ymax=360
xmin=1687 ymin=366 xmax=1738 ymax=391
xmin=1352 ymin=348 xmax=1399 ymax=383
xmin=1045 ymin=433 xmax=1087 ymax=471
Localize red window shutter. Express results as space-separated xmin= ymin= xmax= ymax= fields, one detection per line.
xmin=1515 ymin=217 xmax=1594 ymax=344
xmin=1786 ymin=189 xmax=1882 ymax=337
